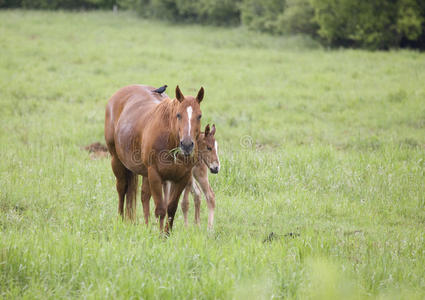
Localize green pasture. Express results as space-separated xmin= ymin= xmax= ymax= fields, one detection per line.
xmin=0 ymin=10 xmax=424 ymax=299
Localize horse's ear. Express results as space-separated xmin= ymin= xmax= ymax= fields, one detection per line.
xmin=196 ymin=87 xmax=204 ymax=103
xmin=175 ymin=85 xmax=184 ymax=102
xmin=211 ymin=124 xmax=216 ymax=135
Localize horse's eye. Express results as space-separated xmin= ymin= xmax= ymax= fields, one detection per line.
xmin=197 ymin=115 xmax=202 ymax=120
xmin=207 ymin=146 xmax=212 ymax=151
xmin=177 ymin=113 xmax=181 ymax=120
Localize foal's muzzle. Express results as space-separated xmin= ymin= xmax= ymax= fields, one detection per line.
xmin=209 ymin=162 xmax=220 ymax=174
xmin=180 ymin=139 xmax=194 ymax=156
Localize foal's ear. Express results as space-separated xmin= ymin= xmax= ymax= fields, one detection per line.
xmin=211 ymin=124 xmax=216 ymax=135
xmin=175 ymin=85 xmax=184 ymax=103
xmin=204 ymin=124 xmax=210 ymax=136
xmin=196 ymin=87 xmax=204 ymax=103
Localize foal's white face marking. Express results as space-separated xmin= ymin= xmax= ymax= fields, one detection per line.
xmin=186 ymin=106 xmax=193 ymax=136
xmin=215 ymin=141 xmax=219 ymax=163
xmin=210 ymin=140 xmax=220 ymax=171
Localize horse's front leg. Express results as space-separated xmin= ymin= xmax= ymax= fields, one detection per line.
xmin=165 ymin=178 xmax=189 ymax=233
xmin=141 ymin=176 xmax=151 ymax=225
xmin=163 ymin=181 xmax=171 ymax=205
xmin=148 ymin=167 xmax=166 ymax=231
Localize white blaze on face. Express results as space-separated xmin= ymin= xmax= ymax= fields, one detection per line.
xmin=186 ymin=106 xmax=193 ymax=136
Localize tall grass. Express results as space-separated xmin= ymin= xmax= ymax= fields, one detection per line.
xmin=0 ymin=10 xmax=424 ymax=299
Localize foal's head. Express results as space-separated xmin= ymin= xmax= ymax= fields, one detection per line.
xmin=174 ymin=85 xmax=204 ymax=156
xmin=199 ymin=124 xmax=220 ymax=174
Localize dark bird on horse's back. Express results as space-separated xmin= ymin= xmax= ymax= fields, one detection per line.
xmin=152 ymin=85 xmax=167 ymax=94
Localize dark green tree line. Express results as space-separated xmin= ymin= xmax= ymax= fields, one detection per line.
xmin=1 ymin=0 xmax=424 ymax=49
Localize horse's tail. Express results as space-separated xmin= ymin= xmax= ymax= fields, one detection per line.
xmin=125 ymin=172 xmax=139 ymax=222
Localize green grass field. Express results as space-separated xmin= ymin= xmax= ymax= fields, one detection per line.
xmin=1 ymin=10 xmax=424 ymax=299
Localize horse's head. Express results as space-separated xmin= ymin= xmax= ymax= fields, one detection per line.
xmin=199 ymin=124 xmax=220 ymax=174
xmin=174 ymin=85 xmax=204 ymax=156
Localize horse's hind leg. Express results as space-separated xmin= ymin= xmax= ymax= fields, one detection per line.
xmin=125 ymin=172 xmax=138 ymax=222
xmin=111 ymin=156 xmax=128 ymax=219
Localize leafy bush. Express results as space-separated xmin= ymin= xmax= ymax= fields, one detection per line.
xmin=0 ymin=0 xmax=22 ymax=8
xmin=311 ymin=0 xmax=425 ymax=49
xmin=2 ymin=0 xmax=115 ymax=9
xmin=240 ymin=0 xmax=285 ymax=34
xmin=240 ymin=0 xmax=317 ymax=36
xmin=133 ymin=0 xmax=240 ymax=25
xmin=278 ymin=0 xmax=318 ymax=35
xmin=195 ymin=0 xmax=241 ymax=25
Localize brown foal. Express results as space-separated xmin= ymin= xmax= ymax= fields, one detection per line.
xmin=180 ymin=124 xmax=220 ymax=230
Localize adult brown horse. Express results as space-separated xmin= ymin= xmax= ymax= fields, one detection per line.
xmin=105 ymin=84 xmax=204 ymax=232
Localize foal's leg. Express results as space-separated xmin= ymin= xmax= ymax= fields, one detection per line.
xmin=181 ymin=178 xmax=193 ymax=227
xmin=165 ymin=178 xmax=189 ymax=233
xmin=198 ymin=178 xmax=215 ymax=230
xmin=141 ymin=176 xmax=151 ymax=225
xmin=111 ymin=156 xmax=128 ymax=219
xmin=148 ymin=167 xmax=166 ymax=231
xmin=194 ymin=166 xmax=215 ymax=230
xmin=192 ymin=181 xmax=202 ymax=226
xmin=125 ymin=172 xmax=138 ymax=222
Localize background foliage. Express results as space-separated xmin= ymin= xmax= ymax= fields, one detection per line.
xmin=0 ymin=0 xmax=115 ymax=9
xmin=311 ymin=0 xmax=425 ymax=49
xmin=1 ymin=0 xmax=425 ymax=49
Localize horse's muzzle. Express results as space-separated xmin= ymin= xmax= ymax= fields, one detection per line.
xmin=180 ymin=140 xmax=194 ymax=156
